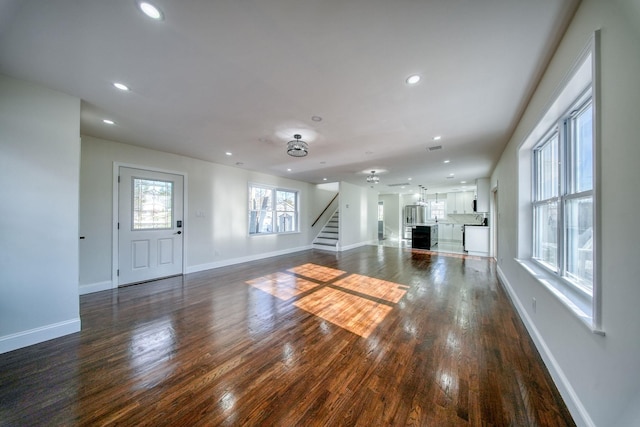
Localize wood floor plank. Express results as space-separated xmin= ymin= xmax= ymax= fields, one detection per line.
xmin=0 ymin=246 xmax=575 ymax=426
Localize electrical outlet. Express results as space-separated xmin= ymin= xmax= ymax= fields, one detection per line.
xmin=532 ymin=297 xmax=537 ymax=313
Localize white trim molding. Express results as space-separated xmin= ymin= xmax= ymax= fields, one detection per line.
xmin=496 ymin=265 xmax=595 ymax=427
xmin=0 ymin=318 xmax=81 ymax=355
xmin=79 ymin=281 xmax=113 ymax=295
xmin=112 ymin=162 xmax=189 ymax=288
xmin=186 ymin=245 xmax=313 ymax=274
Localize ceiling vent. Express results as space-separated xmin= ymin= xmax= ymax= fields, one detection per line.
xmin=427 ymin=145 xmax=443 ymax=151
xmin=387 ymin=183 xmax=410 ymax=187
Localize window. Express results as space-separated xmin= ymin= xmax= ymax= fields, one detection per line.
xmin=533 ymin=94 xmax=593 ymax=293
xmin=517 ymin=32 xmax=600 ymax=332
xmin=249 ymin=184 xmax=299 ymax=235
xmin=429 ymin=201 xmax=445 ymax=220
xmin=132 ymin=178 xmax=173 ymax=230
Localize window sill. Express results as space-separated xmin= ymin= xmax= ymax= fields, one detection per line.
xmin=515 ymin=258 xmax=604 ymax=336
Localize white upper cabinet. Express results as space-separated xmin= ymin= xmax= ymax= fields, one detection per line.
xmin=446 ymin=191 xmax=475 ymax=214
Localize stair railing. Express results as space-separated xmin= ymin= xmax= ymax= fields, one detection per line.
xmin=312 ymin=193 xmax=339 ymax=227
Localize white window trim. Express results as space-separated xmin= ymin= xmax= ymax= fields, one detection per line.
xmin=516 ymin=31 xmax=603 ymax=335
xmin=248 ymin=183 xmax=300 ymax=236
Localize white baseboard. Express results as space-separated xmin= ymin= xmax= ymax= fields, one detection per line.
xmin=312 ymin=244 xmax=339 ymax=252
xmin=186 ymin=245 xmax=313 ymax=274
xmin=496 ymin=266 xmax=595 ymax=427
xmin=0 ymin=318 xmax=81 ymax=355
xmin=340 ymin=241 xmax=374 ymax=251
xmin=79 ymin=280 xmax=113 ymax=295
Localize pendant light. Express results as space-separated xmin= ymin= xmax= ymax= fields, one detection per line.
xmin=366 ymin=171 xmax=380 ymax=184
xmin=287 ymin=134 xmax=309 ymax=157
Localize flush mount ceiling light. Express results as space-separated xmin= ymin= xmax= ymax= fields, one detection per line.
xmin=139 ymin=2 xmax=163 ymax=20
xmin=366 ymin=171 xmax=380 ymax=184
xmin=113 ymin=82 xmax=130 ymax=91
xmin=102 ymin=119 xmax=115 ymax=125
xmin=287 ymin=134 xmax=308 ymax=157
xmin=406 ymin=74 xmax=421 ymax=85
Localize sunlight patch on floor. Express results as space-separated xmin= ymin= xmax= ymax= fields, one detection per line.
xmin=333 ymin=274 xmax=408 ymax=304
xmin=246 ymin=263 xmax=408 ymax=338
xmin=246 ymin=272 xmax=320 ymax=301
xmin=294 ymin=287 xmax=393 ymax=339
xmin=286 ymin=263 xmax=346 ymax=282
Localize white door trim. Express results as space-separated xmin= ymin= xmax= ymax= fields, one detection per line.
xmin=111 ymin=162 xmax=188 ymax=289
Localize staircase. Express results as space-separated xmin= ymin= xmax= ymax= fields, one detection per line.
xmin=312 ymin=210 xmax=339 ymax=251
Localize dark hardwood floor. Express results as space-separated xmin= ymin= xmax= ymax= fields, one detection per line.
xmin=0 ymin=246 xmax=575 ymax=426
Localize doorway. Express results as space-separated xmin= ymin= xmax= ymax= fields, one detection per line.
xmin=117 ymin=166 xmax=184 ymax=286
xmin=491 ymin=186 xmax=498 ymax=261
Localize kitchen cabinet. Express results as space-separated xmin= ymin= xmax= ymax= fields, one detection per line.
xmin=464 ymin=226 xmax=490 ymax=256
xmin=452 ymin=225 xmax=463 ymax=242
xmin=412 ymin=225 xmax=438 ymax=249
xmin=446 ymin=191 xmax=474 ymax=214
xmin=438 ymin=223 xmax=453 ymax=241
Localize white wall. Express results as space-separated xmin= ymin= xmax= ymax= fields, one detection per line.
xmin=338 ymin=181 xmax=378 ymax=249
xmin=379 ymin=193 xmax=401 ymax=240
xmin=0 ymin=74 xmax=81 ymax=353
xmin=310 ymin=182 xmax=339 ymax=234
xmin=491 ymin=1 xmax=640 ymax=426
xmin=79 ymin=135 xmax=334 ymax=291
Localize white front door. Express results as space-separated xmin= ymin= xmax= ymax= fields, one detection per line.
xmin=118 ymin=167 xmax=184 ymax=285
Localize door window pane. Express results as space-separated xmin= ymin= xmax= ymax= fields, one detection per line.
xmin=132 ymin=178 xmax=173 ymax=230
xmin=534 ymin=202 xmax=558 ymax=270
xmin=565 ymin=196 xmax=593 ymax=289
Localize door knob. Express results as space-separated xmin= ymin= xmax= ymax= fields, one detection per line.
xmin=175 ymin=231 xmax=182 ymax=235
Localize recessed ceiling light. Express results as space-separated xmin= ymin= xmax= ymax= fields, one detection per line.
xmin=449 ymin=173 xmax=455 ymax=176
xmin=103 ymin=119 xmax=115 ymax=125
xmin=406 ymin=74 xmax=421 ymax=85
xmin=113 ymin=82 xmax=129 ymax=91
xmin=460 ymin=181 xmax=467 ymax=184
xmin=287 ymin=168 xmax=292 ymax=172
xmin=443 ymin=160 xmax=450 ymax=164
xmin=408 ymin=177 xmax=412 ymax=181
xmin=311 ymin=116 xmax=322 ymax=122
xmin=323 ymin=178 xmax=327 ymax=181
xmin=225 ymin=152 xmax=232 ymax=156
xmin=433 ymin=136 xmax=442 ymax=141
xmin=139 ymin=2 xmax=163 ymax=20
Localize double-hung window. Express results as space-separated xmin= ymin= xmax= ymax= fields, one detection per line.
xmin=533 ymin=93 xmax=593 ymax=293
xmin=249 ymin=184 xmax=299 ymax=235
xmin=518 ymin=33 xmax=600 ymax=332
xmin=429 ymin=200 xmax=446 ymax=220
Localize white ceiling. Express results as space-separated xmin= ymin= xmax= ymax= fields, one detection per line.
xmin=0 ymin=0 xmax=579 ymax=194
